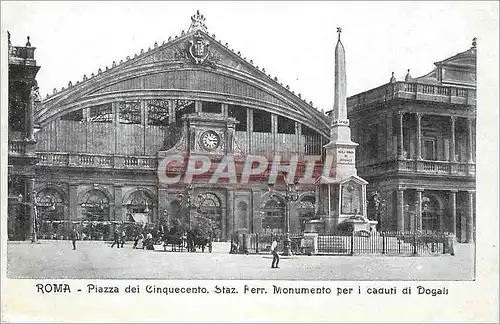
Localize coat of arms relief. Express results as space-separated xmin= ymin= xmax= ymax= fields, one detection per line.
xmin=174 ymin=30 xmax=220 ymax=68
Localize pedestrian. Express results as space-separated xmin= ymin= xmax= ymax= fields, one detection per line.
xmin=120 ymin=229 xmax=126 ymax=248
xmin=71 ymin=228 xmax=79 ymax=250
xmin=271 ymin=238 xmax=280 ymax=269
xmin=111 ymin=230 xmax=120 ymax=248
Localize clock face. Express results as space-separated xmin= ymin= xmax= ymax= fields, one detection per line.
xmin=200 ymin=130 xmax=220 ymax=150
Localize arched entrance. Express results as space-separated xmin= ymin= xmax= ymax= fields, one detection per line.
xmin=36 ymin=187 xmax=67 ymax=238
xmin=79 ymin=189 xmax=111 ymax=240
xmin=297 ymin=195 xmax=315 ymax=233
xmin=261 ymin=197 xmax=285 ymax=235
xmin=80 ymin=189 xmax=110 ymax=221
xmin=197 ymin=193 xmax=223 ymax=240
xmin=124 ymin=190 xmax=156 ymax=224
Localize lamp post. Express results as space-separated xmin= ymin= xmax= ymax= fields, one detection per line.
xmin=268 ymin=178 xmax=299 ymax=256
xmin=18 ymin=191 xmax=54 ymax=243
xmin=177 ymin=185 xmax=201 ymax=232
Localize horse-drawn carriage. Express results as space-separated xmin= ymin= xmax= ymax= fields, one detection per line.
xmin=162 ymin=230 xmax=212 ymax=253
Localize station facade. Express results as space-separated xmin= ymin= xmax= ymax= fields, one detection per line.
xmin=8 ymin=12 xmax=476 ymax=242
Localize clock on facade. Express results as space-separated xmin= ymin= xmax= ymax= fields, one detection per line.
xmin=200 ymin=130 xmax=221 ymax=150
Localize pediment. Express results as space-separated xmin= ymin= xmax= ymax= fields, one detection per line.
xmin=38 ymin=26 xmax=330 ymax=137
xmin=435 ymin=48 xmax=476 ymax=69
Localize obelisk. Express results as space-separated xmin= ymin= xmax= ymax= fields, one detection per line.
xmin=324 ymin=27 xmax=359 ymax=180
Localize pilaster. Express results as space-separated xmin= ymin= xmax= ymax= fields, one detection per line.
xmin=449 ymin=190 xmax=457 ymax=236
xmin=69 ymin=184 xmax=79 ymax=221
xmin=397 ymin=189 xmax=405 ymax=231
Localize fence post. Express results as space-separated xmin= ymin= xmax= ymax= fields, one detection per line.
xmin=256 ymin=233 xmax=259 ymax=254
xmin=350 ymin=231 xmax=354 ymax=255
xmin=413 ymin=231 xmax=417 ymax=255
xmin=382 ymin=232 xmax=386 ymax=254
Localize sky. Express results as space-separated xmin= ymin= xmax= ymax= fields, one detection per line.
xmin=1 ymin=1 xmax=498 ymax=112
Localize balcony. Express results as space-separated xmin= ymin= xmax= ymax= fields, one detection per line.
xmin=359 ymin=159 xmax=475 ymax=177
xmin=36 ymin=152 xmax=157 ymax=170
xmin=347 ymin=81 xmax=476 ymax=111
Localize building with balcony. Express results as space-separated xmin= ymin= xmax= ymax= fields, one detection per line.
xmin=347 ymin=40 xmax=476 ymax=242
xmin=7 ymin=33 xmax=41 ymax=240
xmin=20 ymin=12 xmax=330 ymax=241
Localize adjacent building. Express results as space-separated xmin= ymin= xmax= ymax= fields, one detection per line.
xmin=347 ymin=40 xmax=477 ymax=242
xmin=7 ymin=33 xmax=41 ymax=241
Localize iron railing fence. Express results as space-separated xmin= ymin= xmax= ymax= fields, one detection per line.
xmin=243 ymin=231 xmax=453 ymax=256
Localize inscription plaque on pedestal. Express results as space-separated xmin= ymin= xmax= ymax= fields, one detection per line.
xmin=341 ymin=181 xmax=362 ymax=214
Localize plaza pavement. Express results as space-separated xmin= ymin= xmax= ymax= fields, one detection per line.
xmin=6 ymin=240 xmax=475 ymax=280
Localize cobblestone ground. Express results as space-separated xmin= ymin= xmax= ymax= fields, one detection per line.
xmin=7 ymin=240 xmax=475 ymax=280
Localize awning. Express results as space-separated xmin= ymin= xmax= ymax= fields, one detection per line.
xmin=129 ymin=213 xmax=150 ymax=223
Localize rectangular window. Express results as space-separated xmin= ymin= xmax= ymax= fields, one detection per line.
xmin=174 ymin=100 xmax=195 ymax=126
xmin=147 ymin=99 xmax=170 ymax=126
xmin=277 ymin=115 xmax=295 ymax=134
xmin=60 ymin=109 xmax=84 ymax=122
xmin=423 ymin=139 xmax=436 ymax=160
xmin=118 ymin=101 xmax=141 ymax=124
xmin=252 ymin=109 xmax=271 ymax=133
xmin=367 ymin=125 xmax=378 ymax=159
xmin=228 ymin=105 xmax=247 ymax=131
xmin=202 ymin=101 xmax=221 ymax=114
xmin=89 ymin=104 xmax=113 ymax=123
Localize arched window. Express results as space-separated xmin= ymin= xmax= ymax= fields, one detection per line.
xmin=80 ymin=189 xmax=110 ymax=221
xmin=36 ymin=188 xmax=65 ymax=221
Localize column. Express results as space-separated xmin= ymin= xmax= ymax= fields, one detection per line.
xmin=158 ymin=188 xmax=169 ymax=227
xmin=27 ymin=178 xmax=35 ymax=240
xmin=69 ymin=184 xmax=79 ymax=220
xmin=466 ymin=191 xmax=475 ymax=243
xmin=226 ymin=189 xmax=235 ymax=240
xmin=221 ymin=103 xmax=228 ymax=117
xmin=141 ymin=100 xmax=147 ymax=155
xmin=467 ymin=118 xmax=474 ymax=163
xmin=295 ymin=122 xmax=301 ymax=156
xmin=396 ymin=189 xmax=405 ymax=231
xmin=450 ymin=190 xmax=457 ymax=236
xmin=271 ymin=114 xmax=277 ymax=154
xmin=251 ymin=190 xmax=261 ymax=234
xmin=386 ymin=114 xmax=393 ymax=159
xmin=195 ymin=101 xmax=202 ymax=113
xmin=416 ymin=113 xmax=422 ymax=160
xmin=168 ymin=99 xmax=175 ymax=125
xmin=416 ymin=189 xmax=423 ymax=230
xmin=247 ymin=108 xmax=253 ymax=154
xmin=450 ymin=116 xmax=456 ymax=162
xmin=26 ymin=85 xmax=35 ymax=141
xmin=113 ymin=185 xmax=123 ymax=222
xmin=398 ymin=112 xmax=405 ymax=160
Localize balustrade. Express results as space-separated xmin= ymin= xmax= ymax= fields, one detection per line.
xmin=9 ymin=142 xmax=26 ymax=154
xmin=36 ymin=152 xmax=156 ymax=170
xmin=350 ymin=81 xmax=475 ymax=110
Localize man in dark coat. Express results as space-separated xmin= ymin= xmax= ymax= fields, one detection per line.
xmin=71 ymin=229 xmax=79 ymax=250
xmin=111 ymin=230 xmax=120 ymax=248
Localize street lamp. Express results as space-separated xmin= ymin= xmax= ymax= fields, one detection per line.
xmin=17 ymin=191 xmax=54 ymax=243
xmin=268 ymin=177 xmax=299 ymax=256
xmin=177 ymin=185 xmax=201 ymax=232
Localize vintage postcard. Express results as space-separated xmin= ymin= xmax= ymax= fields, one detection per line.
xmin=1 ymin=1 xmax=498 ymax=322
